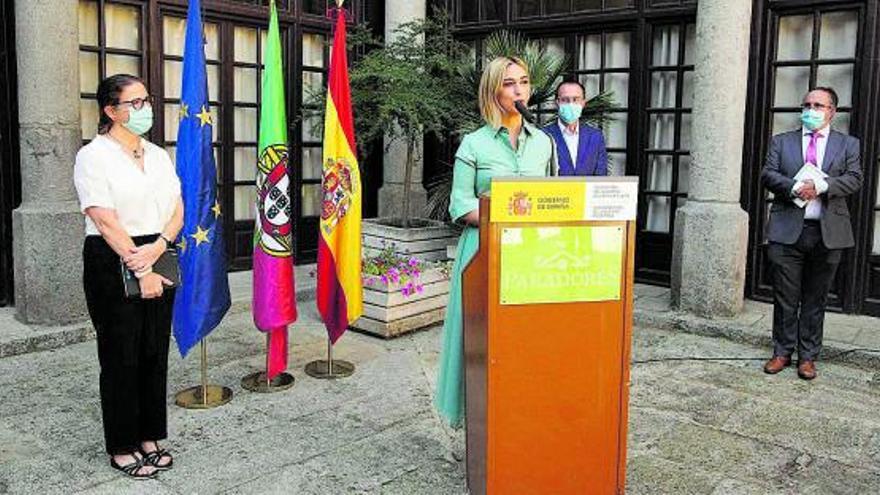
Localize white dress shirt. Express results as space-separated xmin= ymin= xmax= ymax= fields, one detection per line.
xmin=793 ymin=125 xmax=831 ymax=220
xmin=74 ymin=134 xmax=181 ymax=236
xmin=557 ymin=120 xmax=579 ymax=165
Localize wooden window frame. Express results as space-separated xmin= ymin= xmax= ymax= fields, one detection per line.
xmin=78 ymin=0 xmax=149 ymax=142
xmin=573 ymin=29 xmax=635 ymax=173
xmin=76 ymin=0 xmax=369 ymax=268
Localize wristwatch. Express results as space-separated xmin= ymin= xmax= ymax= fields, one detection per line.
xmin=159 ymin=234 xmax=173 ymax=247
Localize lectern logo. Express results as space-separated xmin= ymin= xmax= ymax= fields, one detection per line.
xmin=508 ymin=191 xmax=532 ymax=217
xmin=535 ymin=252 xmax=591 ymax=270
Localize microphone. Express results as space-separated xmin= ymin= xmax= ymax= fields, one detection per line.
xmin=514 ymin=100 xmax=535 ymax=123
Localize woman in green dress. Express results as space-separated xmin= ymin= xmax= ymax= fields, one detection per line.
xmin=434 ymin=56 xmax=554 ymax=427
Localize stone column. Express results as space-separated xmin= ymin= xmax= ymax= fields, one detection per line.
xmin=377 ymin=0 xmax=427 ymax=219
xmin=670 ymin=0 xmax=752 ymax=317
xmin=12 ymin=0 xmax=87 ymax=324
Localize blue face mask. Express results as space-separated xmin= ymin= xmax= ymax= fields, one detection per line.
xmin=800 ymin=108 xmax=826 ymax=131
xmin=123 ymin=105 xmax=154 ymax=135
xmin=558 ymin=103 xmax=583 ymax=125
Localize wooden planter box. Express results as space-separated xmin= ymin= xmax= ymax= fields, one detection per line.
xmin=352 ymin=267 xmax=450 ymax=338
xmin=362 ymin=217 xmax=458 ymax=262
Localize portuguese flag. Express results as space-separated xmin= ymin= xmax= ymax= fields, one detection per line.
xmin=317 ymin=5 xmax=362 ymax=344
xmin=252 ymin=0 xmax=296 ymax=378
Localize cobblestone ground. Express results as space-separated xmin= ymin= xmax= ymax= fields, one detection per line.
xmin=1 ymin=303 xmax=878 ymax=494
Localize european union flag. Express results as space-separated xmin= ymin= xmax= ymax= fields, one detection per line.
xmin=172 ymin=0 xmax=231 ymax=356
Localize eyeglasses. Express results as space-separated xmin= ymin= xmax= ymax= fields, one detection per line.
xmin=116 ymin=95 xmax=154 ymax=110
xmin=557 ymin=96 xmax=585 ymax=104
xmin=801 ymin=102 xmax=831 ymax=110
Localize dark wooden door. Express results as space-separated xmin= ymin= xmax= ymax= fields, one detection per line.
xmin=636 ymin=20 xmax=696 ymax=284
xmin=0 ymin=0 xmax=20 ymax=307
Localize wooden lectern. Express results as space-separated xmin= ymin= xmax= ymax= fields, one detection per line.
xmin=462 ymin=177 xmax=638 ymax=495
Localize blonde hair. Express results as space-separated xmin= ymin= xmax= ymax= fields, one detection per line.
xmin=478 ymin=56 xmax=529 ymax=129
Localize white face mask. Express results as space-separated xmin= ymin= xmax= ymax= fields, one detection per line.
xmin=558 ymin=103 xmax=583 ymax=124
xmin=800 ymin=108 xmax=826 ymax=131
xmin=123 ymin=105 xmax=154 ymax=135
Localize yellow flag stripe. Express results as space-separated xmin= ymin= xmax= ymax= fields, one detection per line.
xmin=321 ymin=95 xmax=363 ymax=320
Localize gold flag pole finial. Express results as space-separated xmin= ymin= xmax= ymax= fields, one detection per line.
xmin=336 ymin=0 xmax=344 ymax=8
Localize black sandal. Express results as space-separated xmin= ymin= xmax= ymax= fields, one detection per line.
xmin=110 ymin=456 xmax=157 ymax=479
xmin=141 ymin=448 xmax=173 ymax=470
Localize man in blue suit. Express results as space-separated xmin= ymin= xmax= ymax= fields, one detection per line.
xmin=761 ymin=87 xmax=862 ymax=380
xmin=542 ymin=81 xmax=608 ymax=176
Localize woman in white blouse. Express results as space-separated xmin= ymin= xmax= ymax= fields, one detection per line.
xmin=74 ymin=74 xmax=182 ymax=479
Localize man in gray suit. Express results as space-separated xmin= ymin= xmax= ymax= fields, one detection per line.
xmin=761 ymin=87 xmax=862 ymax=380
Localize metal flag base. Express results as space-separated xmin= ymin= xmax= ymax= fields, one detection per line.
xmin=240 ymin=332 xmax=295 ymax=393
xmin=240 ymin=371 xmax=296 ymax=393
xmin=175 ymin=385 xmax=233 ymax=409
xmin=304 ymin=339 xmax=355 ymax=379
xmin=174 ymin=340 xmax=233 ymax=409
xmin=304 ymin=359 xmax=355 ymax=378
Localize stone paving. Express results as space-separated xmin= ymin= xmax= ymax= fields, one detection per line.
xmin=5 ymin=274 xmax=879 ymax=376
xmin=2 ymin=297 xmax=880 ymax=494
xmin=633 ymin=284 xmax=880 ymax=371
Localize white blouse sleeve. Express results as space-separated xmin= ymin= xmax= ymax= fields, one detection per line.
xmin=164 ymin=150 xmax=182 ymax=198
xmin=73 ymin=147 xmax=113 ymax=212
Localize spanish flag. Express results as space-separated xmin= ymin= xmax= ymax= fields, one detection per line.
xmin=317 ymin=5 xmax=362 ymax=343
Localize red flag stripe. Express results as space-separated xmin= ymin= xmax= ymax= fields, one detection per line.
xmin=316 ymin=235 xmax=350 ymax=344
xmin=328 ymin=10 xmax=356 ymax=154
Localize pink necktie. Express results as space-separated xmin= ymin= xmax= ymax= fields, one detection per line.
xmin=805 ymin=131 xmax=822 ymax=166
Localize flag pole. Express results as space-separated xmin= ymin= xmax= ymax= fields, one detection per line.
xmin=328 ymin=339 xmax=333 ymax=374
xmin=305 ymin=337 xmax=355 ymax=379
xmin=241 ymin=331 xmax=295 ymax=393
xmin=265 ymin=333 xmax=271 ymax=389
xmin=201 ymin=340 xmax=208 ymax=404
xmin=174 ymin=338 xmax=233 ymax=409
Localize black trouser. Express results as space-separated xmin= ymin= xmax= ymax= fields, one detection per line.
xmin=83 ymin=234 xmax=174 ymax=455
xmin=767 ymin=221 xmax=841 ymax=362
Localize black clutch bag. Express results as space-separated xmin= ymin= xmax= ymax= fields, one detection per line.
xmin=121 ymin=249 xmax=181 ymax=298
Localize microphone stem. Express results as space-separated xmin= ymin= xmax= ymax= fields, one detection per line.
xmin=514 ymin=100 xmax=535 ymax=123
